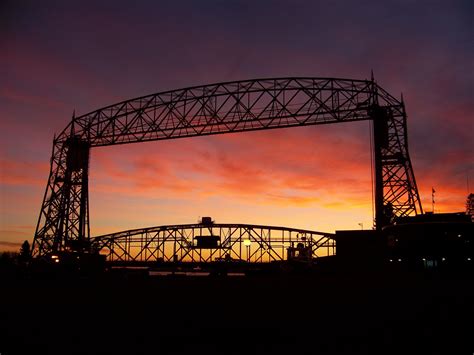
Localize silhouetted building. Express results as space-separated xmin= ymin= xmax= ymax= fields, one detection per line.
xmin=334 ymin=230 xmax=385 ymax=268
xmin=333 ymin=213 xmax=473 ymax=271
xmin=385 ymin=213 xmax=473 ymax=269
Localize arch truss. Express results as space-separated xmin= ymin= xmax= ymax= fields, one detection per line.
xmin=91 ymin=223 xmax=335 ymax=265
xmin=32 ymin=77 xmax=422 ymax=257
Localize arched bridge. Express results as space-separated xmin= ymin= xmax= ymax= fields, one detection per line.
xmin=91 ymin=222 xmax=335 ymax=265
xmin=32 ymin=76 xmax=422 ymax=257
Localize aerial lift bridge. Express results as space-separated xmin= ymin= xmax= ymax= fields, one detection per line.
xmin=31 ymin=76 xmax=423 ymax=264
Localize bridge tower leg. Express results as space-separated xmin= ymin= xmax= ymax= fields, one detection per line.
xmin=369 ymin=83 xmax=422 ymax=230
xmin=60 ymin=136 xmax=90 ymax=252
xmin=371 ymin=105 xmax=391 ymax=230
xmin=32 ymin=135 xmax=90 ymax=256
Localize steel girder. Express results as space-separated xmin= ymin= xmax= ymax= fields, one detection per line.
xmin=91 ymin=223 xmax=335 ymax=264
xmin=32 ymin=77 xmax=422 ymax=257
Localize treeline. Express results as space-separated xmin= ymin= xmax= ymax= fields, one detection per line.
xmin=0 ymin=241 xmax=30 ymax=278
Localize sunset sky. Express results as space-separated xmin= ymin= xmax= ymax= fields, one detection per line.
xmin=1 ymin=0 xmax=472 ymax=251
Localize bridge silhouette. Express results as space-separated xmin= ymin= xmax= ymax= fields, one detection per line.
xmin=31 ymin=76 xmax=422 ymax=263
xmin=91 ymin=222 xmax=335 ymax=266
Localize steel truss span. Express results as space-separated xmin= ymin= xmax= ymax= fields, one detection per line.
xmin=91 ymin=223 xmax=335 ymax=264
xmin=32 ymin=77 xmax=423 ymax=257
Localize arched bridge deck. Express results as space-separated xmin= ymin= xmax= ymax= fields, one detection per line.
xmin=91 ymin=223 xmax=335 ymax=265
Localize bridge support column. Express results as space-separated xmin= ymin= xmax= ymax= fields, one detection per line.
xmin=62 ymin=136 xmax=90 ymax=251
xmin=371 ymin=105 xmax=390 ymax=230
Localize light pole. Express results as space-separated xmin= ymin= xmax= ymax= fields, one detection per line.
xmin=358 ymin=223 xmax=363 ymax=230
xmin=243 ymin=239 xmax=251 ymax=262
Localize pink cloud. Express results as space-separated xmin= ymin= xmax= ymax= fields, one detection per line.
xmin=0 ymin=158 xmax=49 ymax=186
xmin=87 ymin=125 xmax=374 ymax=210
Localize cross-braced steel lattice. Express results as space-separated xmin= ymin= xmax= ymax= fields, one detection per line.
xmin=32 ymin=77 xmax=422 ymax=257
xmin=91 ymin=223 xmax=335 ymax=264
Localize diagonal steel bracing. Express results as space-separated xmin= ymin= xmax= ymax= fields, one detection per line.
xmin=32 ymin=77 xmax=422 ymax=257
xmin=91 ymin=223 xmax=335 ymax=263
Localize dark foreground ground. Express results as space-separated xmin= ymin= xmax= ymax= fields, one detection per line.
xmin=1 ymin=270 xmax=473 ymax=355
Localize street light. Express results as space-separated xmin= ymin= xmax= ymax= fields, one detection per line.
xmin=243 ymin=239 xmax=251 ymax=262
xmin=358 ymin=223 xmax=363 ymax=230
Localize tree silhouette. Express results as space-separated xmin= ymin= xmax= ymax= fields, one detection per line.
xmin=19 ymin=240 xmax=30 ymax=262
